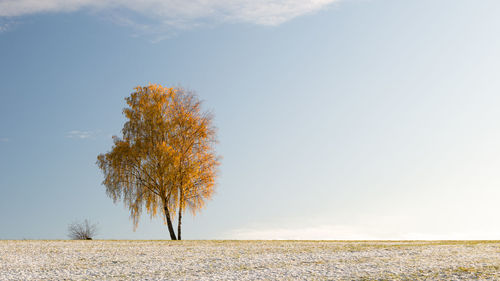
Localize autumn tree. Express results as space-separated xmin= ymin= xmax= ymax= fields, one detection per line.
xmin=97 ymin=84 xmax=219 ymax=240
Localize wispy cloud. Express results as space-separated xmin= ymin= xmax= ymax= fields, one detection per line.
xmin=0 ymin=18 xmax=16 ymax=32
xmin=66 ymin=130 xmax=95 ymax=139
xmin=227 ymin=225 xmax=500 ymax=240
xmin=225 ymin=215 xmax=500 ymax=240
xmin=227 ymin=224 xmax=378 ymax=240
xmin=0 ymin=137 xmax=9 ymax=142
xmin=0 ymin=23 xmax=8 ymax=32
xmin=0 ymin=0 xmax=340 ymax=35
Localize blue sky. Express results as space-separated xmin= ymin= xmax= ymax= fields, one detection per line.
xmin=1 ymin=0 xmax=500 ymax=240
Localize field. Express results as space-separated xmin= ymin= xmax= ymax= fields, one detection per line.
xmin=1 ymin=240 xmax=500 ymax=280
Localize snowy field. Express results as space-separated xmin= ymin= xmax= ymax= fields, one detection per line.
xmin=1 ymin=240 xmax=500 ymax=280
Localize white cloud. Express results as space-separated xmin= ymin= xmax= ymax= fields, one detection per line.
xmin=0 ymin=0 xmax=339 ymax=30
xmin=66 ymin=130 xmax=94 ymax=139
xmin=0 ymin=137 xmax=9 ymax=142
xmin=227 ymin=224 xmax=379 ymax=240
xmin=225 ymin=215 xmax=500 ymax=240
xmin=0 ymin=18 xmax=15 ymax=32
xmin=228 ymin=225 xmax=500 ymax=240
xmin=0 ymin=23 xmax=8 ymax=32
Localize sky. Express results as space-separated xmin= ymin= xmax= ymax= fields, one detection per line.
xmin=1 ymin=0 xmax=500 ymax=240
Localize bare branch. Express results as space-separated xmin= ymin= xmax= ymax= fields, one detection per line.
xmin=68 ymin=219 xmax=98 ymax=240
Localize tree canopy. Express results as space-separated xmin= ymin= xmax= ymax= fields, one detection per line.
xmin=97 ymin=84 xmax=219 ymax=240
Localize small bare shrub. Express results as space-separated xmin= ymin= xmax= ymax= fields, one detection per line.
xmin=68 ymin=219 xmax=98 ymax=240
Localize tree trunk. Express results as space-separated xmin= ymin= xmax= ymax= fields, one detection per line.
xmin=163 ymin=206 xmax=177 ymax=240
xmin=177 ymin=206 xmax=183 ymax=240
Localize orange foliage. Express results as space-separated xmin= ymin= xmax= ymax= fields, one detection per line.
xmin=97 ymin=84 xmax=219 ymax=240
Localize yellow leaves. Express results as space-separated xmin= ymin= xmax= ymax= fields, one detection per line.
xmin=97 ymin=84 xmax=219 ymax=232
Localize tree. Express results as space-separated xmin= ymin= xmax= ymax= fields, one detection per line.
xmin=97 ymin=84 xmax=219 ymax=240
xmin=68 ymin=219 xmax=98 ymax=240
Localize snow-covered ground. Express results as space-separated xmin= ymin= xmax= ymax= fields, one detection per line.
xmin=1 ymin=240 xmax=499 ymax=280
